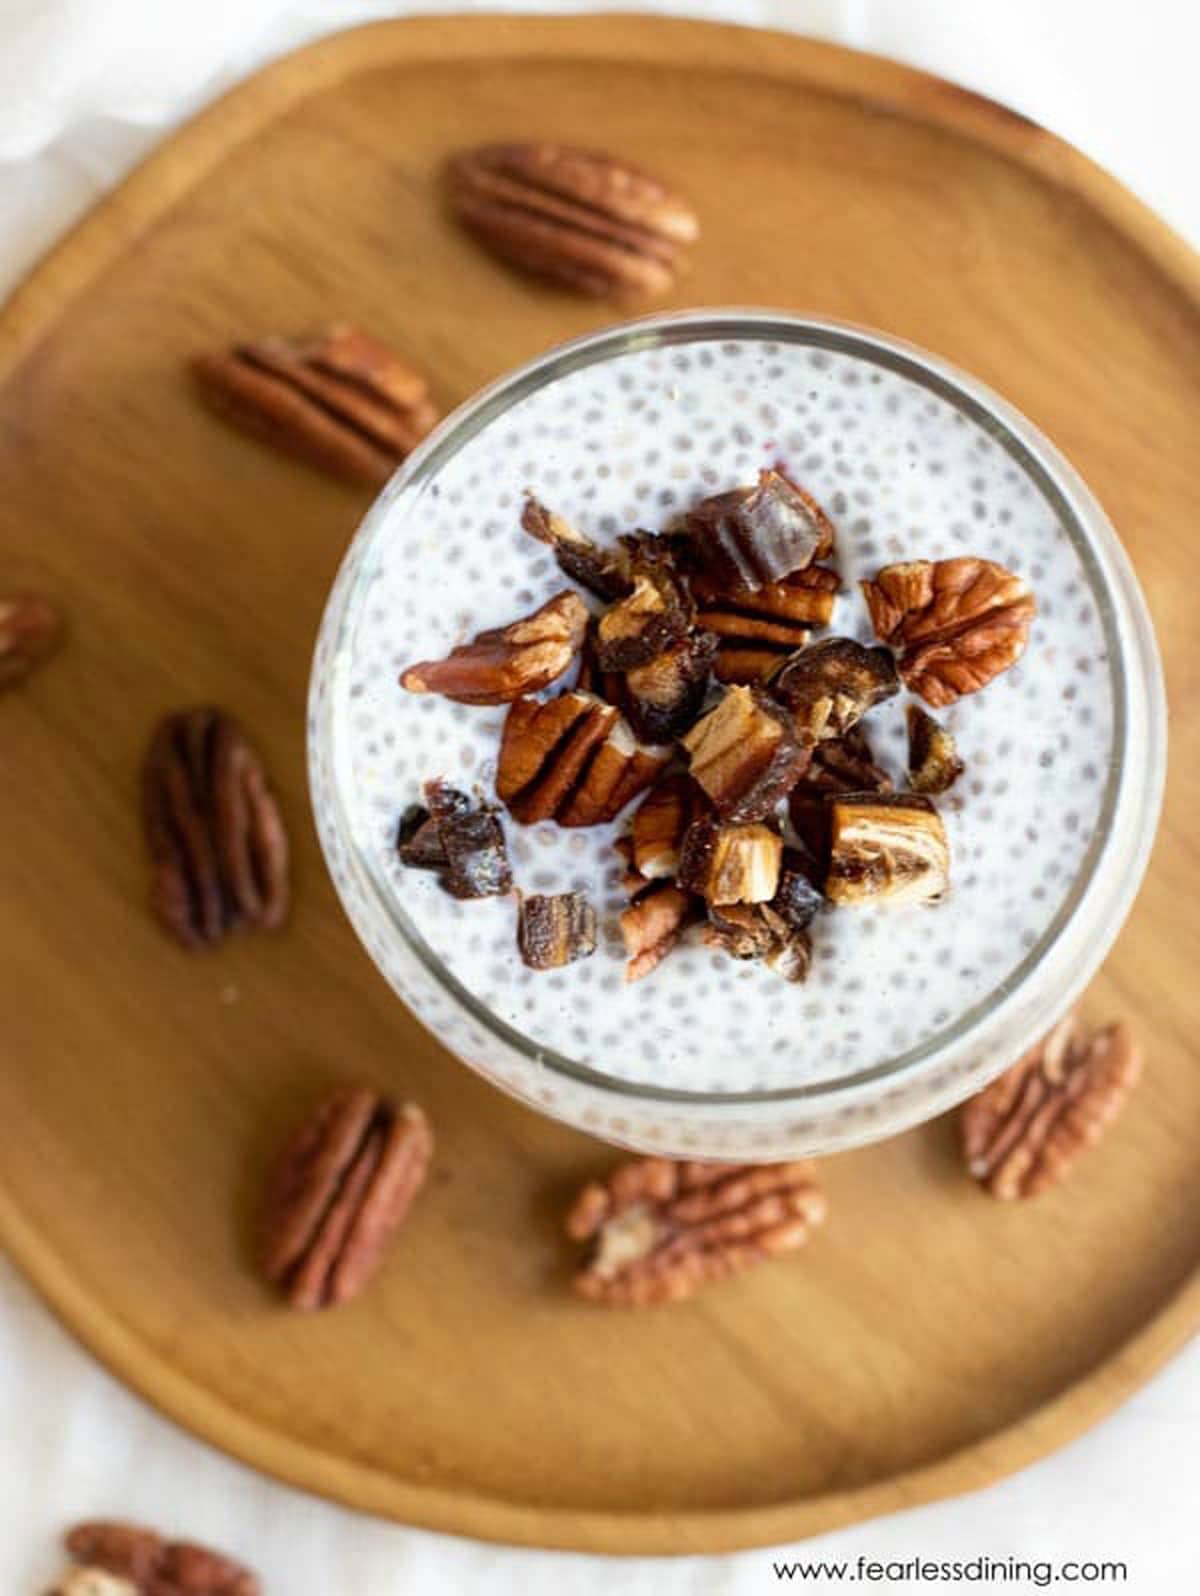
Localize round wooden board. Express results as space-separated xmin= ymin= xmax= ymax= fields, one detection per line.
xmin=1 ymin=14 xmax=1198 ymax=1556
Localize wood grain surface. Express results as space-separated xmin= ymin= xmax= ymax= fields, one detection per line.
xmin=1 ymin=14 xmax=1197 ymax=1555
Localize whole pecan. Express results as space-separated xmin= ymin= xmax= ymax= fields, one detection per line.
xmin=142 ymin=708 xmax=289 ymax=950
xmin=961 ymin=1014 xmax=1141 ymax=1199
xmin=261 ymin=1086 xmax=433 ymax=1310
xmin=567 ymin=1158 xmax=826 ymax=1305
xmin=448 ymin=142 xmax=698 ymax=300
xmin=0 ymin=591 xmax=62 ymax=689
xmin=193 ymin=323 xmax=438 ymax=486
xmin=61 ymin=1521 xmax=259 ymax=1595
xmin=400 ymin=590 xmax=587 ymax=704
xmin=861 ymin=557 xmax=1035 ymax=706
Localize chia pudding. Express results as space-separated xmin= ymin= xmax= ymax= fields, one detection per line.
xmin=309 ymin=313 xmax=1164 ymax=1157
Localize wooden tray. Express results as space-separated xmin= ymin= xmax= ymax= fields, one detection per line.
xmin=2 ymin=14 xmax=1198 ymax=1556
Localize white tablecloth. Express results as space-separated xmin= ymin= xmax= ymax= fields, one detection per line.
xmin=2 ymin=4 xmax=1196 ymax=1591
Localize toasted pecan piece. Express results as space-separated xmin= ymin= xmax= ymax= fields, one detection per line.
xmin=693 ymin=564 xmax=838 ymax=682
xmin=825 ymin=792 xmax=949 ymax=907
xmin=681 ymin=684 xmax=808 ymax=822
xmin=678 ymin=816 xmax=782 ymax=905
xmin=619 ymin=882 xmax=697 ymax=983
xmin=628 ymin=774 xmax=705 ymax=879
xmin=518 ymin=891 xmax=598 ymax=969
xmin=684 ymin=469 xmax=835 ymax=591
xmin=192 ymin=324 xmax=437 ymax=486
xmin=788 ymin=724 xmax=893 ymax=865
xmin=862 ymin=557 xmax=1035 ymax=706
xmin=497 ymin=691 xmax=664 ymax=826
xmin=62 ymin=1521 xmax=260 ymax=1596
xmin=400 ymin=590 xmax=587 ymax=705
xmin=907 ymin=705 xmax=965 ymax=794
xmin=961 ymin=1015 xmax=1141 ymax=1199
xmin=772 ymin=636 xmax=899 ymax=741
xmin=567 ymin=1157 xmax=826 ymax=1305
xmin=521 ymin=495 xmax=632 ymax=599
xmin=448 ymin=142 xmax=698 ymax=301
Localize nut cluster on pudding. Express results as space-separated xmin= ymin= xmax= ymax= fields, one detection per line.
xmin=396 ymin=465 xmax=1035 ymax=980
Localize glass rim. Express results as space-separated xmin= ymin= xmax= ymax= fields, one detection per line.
xmin=309 ymin=308 xmax=1166 ymax=1112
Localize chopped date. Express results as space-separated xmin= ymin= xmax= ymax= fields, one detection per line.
xmin=907 ymin=705 xmax=965 ymax=794
xmin=518 ymin=891 xmax=598 ymax=969
xmin=683 ymin=469 xmax=834 ymax=591
xmin=772 ymin=636 xmax=899 ymax=741
xmin=396 ymin=781 xmax=512 ymax=899
xmin=617 ymin=629 xmax=718 ymax=743
xmin=521 ymin=495 xmax=632 ymax=600
xmin=594 ymin=540 xmax=693 ymax=671
xmin=681 ymin=684 xmax=808 ymax=822
xmin=824 ymin=792 xmax=949 ymax=907
xmin=677 ymin=816 xmax=783 ymax=906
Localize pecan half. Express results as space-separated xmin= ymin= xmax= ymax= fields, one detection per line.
xmin=400 ymin=590 xmax=587 ymax=704
xmin=448 ymin=142 xmax=698 ymax=301
xmin=825 ymin=793 xmax=949 ymax=907
xmin=683 ymin=470 xmax=835 ymax=591
xmin=907 ymin=705 xmax=964 ymax=794
xmin=496 ymin=691 xmax=665 ymax=825
xmin=192 ymin=324 xmax=437 ymax=486
xmin=961 ymin=1015 xmax=1141 ymax=1199
xmin=787 ymin=724 xmax=892 ymax=865
xmin=0 ymin=591 xmax=62 ymax=689
xmin=521 ymin=495 xmax=631 ymax=599
xmin=616 ymin=629 xmax=718 ymax=742
xmin=619 ymin=881 xmax=696 ymax=982
xmin=772 ymin=637 xmax=899 ymax=741
xmin=261 ymin=1086 xmax=432 ymax=1310
xmin=567 ymin=1158 xmax=826 ymax=1305
xmin=518 ymin=891 xmax=597 ymax=969
xmin=594 ymin=541 xmax=693 ymax=671
xmin=397 ymin=780 xmax=512 ymax=898
xmin=681 ymin=684 xmax=808 ymax=821
xmin=142 ymin=708 xmax=288 ymax=950
xmin=62 ymin=1521 xmax=259 ymax=1596
xmin=862 ymin=557 xmax=1035 ymax=705
xmin=678 ymin=817 xmax=782 ymax=905
xmin=692 ymin=565 xmax=838 ymax=682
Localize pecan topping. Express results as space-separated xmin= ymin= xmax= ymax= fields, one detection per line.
xmin=788 ymin=725 xmax=892 ymax=864
xmin=772 ymin=636 xmax=899 ymax=741
xmin=824 ymin=793 xmax=949 ymax=907
xmin=861 ymin=557 xmax=1035 ymax=705
xmin=0 ymin=591 xmax=62 ymax=689
xmin=496 ymin=691 xmax=665 ymax=825
xmin=702 ymin=851 xmax=820 ymax=981
xmin=448 ymin=142 xmax=698 ymax=301
xmin=521 ymin=496 xmax=631 ymax=599
xmin=567 ymin=1157 xmax=826 ymax=1305
xmin=692 ymin=565 xmax=839 ymax=682
xmin=678 ymin=817 xmax=782 ymax=905
xmin=518 ymin=891 xmax=597 ymax=969
xmin=193 ymin=324 xmax=437 ymax=486
xmin=683 ymin=470 xmax=835 ymax=591
xmin=594 ymin=541 xmax=693 ymax=671
xmin=628 ymin=774 xmax=704 ymax=879
xmin=962 ymin=1015 xmax=1141 ymax=1199
xmin=907 ymin=705 xmax=964 ymax=794
xmin=142 ymin=708 xmax=288 ymax=950
xmin=61 ymin=1521 xmax=259 ymax=1595
xmin=397 ymin=781 xmax=512 ymax=898
xmin=616 ymin=629 xmax=718 ymax=742
xmin=619 ymin=882 xmax=697 ymax=982
xmin=401 ymin=590 xmax=587 ymax=704
xmin=681 ymin=684 xmax=808 ymax=821
xmin=261 ymin=1086 xmax=432 ymax=1310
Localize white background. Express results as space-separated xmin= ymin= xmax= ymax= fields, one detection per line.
xmin=1 ymin=3 xmax=1196 ymax=1592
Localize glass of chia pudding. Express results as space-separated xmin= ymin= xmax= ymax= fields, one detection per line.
xmin=307 ymin=310 xmax=1165 ymax=1159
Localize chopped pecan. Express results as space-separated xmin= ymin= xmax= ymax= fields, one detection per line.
xmin=496 ymin=691 xmax=664 ymax=825
xmin=448 ymin=142 xmax=698 ymax=301
xmin=788 ymin=725 xmax=893 ymax=866
xmin=678 ymin=816 xmax=782 ymax=905
xmin=907 ymin=706 xmax=964 ymax=794
xmin=616 ymin=629 xmax=718 ymax=742
xmin=825 ymin=793 xmax=949 ymax=907
xmin=619 ymin=882 xmax=696 ymax=982
xmin=567 ymin=1157 xmax=826 ymax=1305
xmin=261 ymin=1086 xmax=432 ymax=1310
xmin=681 ymin=684 xmax=808 ymax=821
xmin=192 ymin=324 xmax=437 ymax=486
xmin=772 ymin=637 xmax=899 ymax=741
xmin=861 ymin=557 xmax=1035 ymax=705
xmin=683 ymin=470 xmax=835 ymax=591
xmin=594 ymin=541 xmax=693 ymax=671
xmin=62 ymin=1521 xmax=259 ymax=1595
xmin=702 ymin=851 xmax=820 ymax=980
xmin=398 ymin=781 xmax=512 ymax=898
xmin=521 ymin=495 xmax=631 ymax=599
xmin=961 ymin=1015 xmax=1141 ymax=1199
xmin=628 ymin=774 xmax=704 ymax=879
xmin=400 ymin=590 xmax=587 ymax=704
xmin=142 ymin=708 xmax=288 ymax=950
xmin=0 ymin=591 xmax=62 ymax=689
xmin=693 ymin=565 xmax=839 ymax=682
xmin=518 ymin=891 xmax=597 ymax=969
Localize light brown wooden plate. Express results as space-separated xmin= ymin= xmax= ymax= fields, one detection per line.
xmin=1 ymin=14 xmax=1198 ymax=1556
